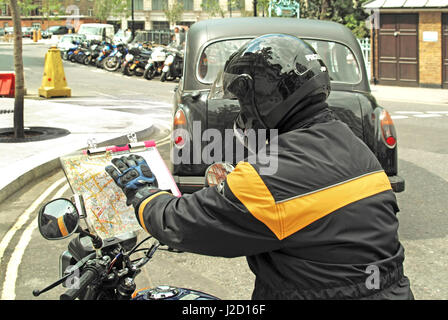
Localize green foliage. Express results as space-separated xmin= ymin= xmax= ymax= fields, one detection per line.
xmin=94 ymin=0 xmax=130 ymax=21
xmin=228 ymin=0 xmax=244 ymax=10
xmin=163 ymin=0 xmax=184 ymax=25
xmin=297 ymin=0 xmax=370 ymax=38
xmin=201 ymin=0 xmax=225 ymax=18
xmin=18 ymin=0 xmax=37 ymax=16
xmin=256 ymin=0 xmax=271 ymax=16
xmin=40 ymin=0 xmax=64 ymax=20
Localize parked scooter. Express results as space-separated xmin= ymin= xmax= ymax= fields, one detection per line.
xmin=160 ymin=47 xmax=184 ymax=82
xmin=143 ymin=46 xmax=167 ymax=80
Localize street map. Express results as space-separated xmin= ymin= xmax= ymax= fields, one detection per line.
xmin=60 ymin=151 xmax=143 ymax=239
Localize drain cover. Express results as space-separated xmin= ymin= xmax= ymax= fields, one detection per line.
xmin=0 ymin=127 xmax=70 ymax=143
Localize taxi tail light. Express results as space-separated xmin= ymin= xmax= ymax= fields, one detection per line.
xmin=173 ymin=109 xmax=187 ymax=148
xmin=380 ymin=110 xmax=397 ymax=148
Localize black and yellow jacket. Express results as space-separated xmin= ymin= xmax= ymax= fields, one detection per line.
xmin=135 ymin=110 xmax=413 ymax=300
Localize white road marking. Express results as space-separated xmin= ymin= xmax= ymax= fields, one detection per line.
xmin=414 ymin=114 xmax=443 ymax=118
xmin=395 ymin=111 xmax=424 ymax=114
xmin=1 ymin=183 xmax=69 ymax=300
xmin=0 ymin=177 xmax=66 ymax=267
xmin=392 ymin=111 xmax=448 ymax=119
xmin=391 ymin=115 xmax=409 ymax=119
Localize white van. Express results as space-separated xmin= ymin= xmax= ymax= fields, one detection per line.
xmin=77 ymin=23 xmax=115 ymax=42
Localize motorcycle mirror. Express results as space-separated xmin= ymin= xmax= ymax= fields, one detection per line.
xmin=38 ymin=198 xmax=80 ymax=241
xmin=204 ymin=162 xmax=235 ymax=188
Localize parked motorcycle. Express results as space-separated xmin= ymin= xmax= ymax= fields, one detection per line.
xmin=32 ymin=163 xmax=229 ymax=300
xmin=96 ymin=42 xmax=113 ymax=68
xmin=62 ymin=43 xmax=78 ymax=61
xmin=103 ymin=43 xmax=129 ymax=72
xmin=78 ymin=42 xmax=95 ymax=65
xmin=82 ymin=43 xmax=98 ymax=66
xmin=143 ymin=46 xmax=167 ymax=80
xmin=160 ymin=47 xmax=184 ymax=82
xmin=121 ymin=47 xmax=152 ymax=77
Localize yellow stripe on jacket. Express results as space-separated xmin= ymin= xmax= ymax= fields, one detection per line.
xmin=226 ymin=162 xmax=392 ymax=240
xmin=138 ymin=191 xmax=172 ymax=232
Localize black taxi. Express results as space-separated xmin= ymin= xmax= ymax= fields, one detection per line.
xmin=170 ymin=17 xmax=405 ymax=194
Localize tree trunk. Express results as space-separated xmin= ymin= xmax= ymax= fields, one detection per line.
xmin=320 ymin=0 xmax=329 ymax=20
xmin=8 ymin=0 xmax=25 ymax=139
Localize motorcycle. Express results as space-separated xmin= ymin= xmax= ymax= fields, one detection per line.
xmin=160 ymin=47 xmax=183 ymax=82
xmin=143 ymin=46 xmax=167 ymax=80
xmin=103 ymin=43 xmax=129 ymax=72
xmin=121 ymin=47 xmax=152 ymax=77
xmin=96 ymin=42 xmax=113 ymax=68
xmin=62 ymin=43 xmax=78 ymax=61
xmin=78 ymin=42 xmax=94 ymax=65
xmin=82 ymin=41 xmax=102 ymax=66
xmin=32 ymin=163 xmax=231 ymax=300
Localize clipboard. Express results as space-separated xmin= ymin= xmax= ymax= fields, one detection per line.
xmin=59 ymin=140 xmax=181 ymax=240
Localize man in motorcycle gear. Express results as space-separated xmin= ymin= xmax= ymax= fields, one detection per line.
xmin=106 ymin=34 xmax=413 ymax=300
xmin=40 ymin=207 xmax=78 ymax=239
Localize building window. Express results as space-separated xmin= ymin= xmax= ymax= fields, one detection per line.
xmin=88 ymin=8 xmax=93 ymax=16
xmin=153 ymin=21 xmax=170 ymax=30
xmin=179 ymin=0 xmax=194 ymax=11
xmin=179 ymin=21 xmax=194 ymax=27
xmin=1 ymin=4 xmax=8 ymax=16
xmin=32 ymin=23 xmax=41 ymax=29
xmin=152 ymin=0 xmax=164 ymax=10
xmin=133 ymin=0 xmax=144 ymax=11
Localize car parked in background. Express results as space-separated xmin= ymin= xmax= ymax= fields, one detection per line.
xmin=171 ymin=17 xmax=405 ymax=194
xmin=44 ymin=25 xmax=73 ymax=38
xmin=21 ymin=27 xmax=34 ymax=38
xmin=57 ymin=34 xmax=87 ymax=51
xmin=0 ymin=28 xmax=5 ymax=37
xmin=78 ymin=23 xmax=115 ymax=42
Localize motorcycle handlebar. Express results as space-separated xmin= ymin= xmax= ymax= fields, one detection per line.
xmin=60 ymin=269 xmax=97 ymax=300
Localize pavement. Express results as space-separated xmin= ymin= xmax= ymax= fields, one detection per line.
xmin=0 ymin=78 xmax=448 ymax=204
xmin=0 ymin=37 xmax=60 ymax=47
xmin=0 ymin=96 xmax=168 ymax=203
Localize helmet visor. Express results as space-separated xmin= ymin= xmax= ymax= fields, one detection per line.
xmin=209 ymin=70 xmax=240 ymax=100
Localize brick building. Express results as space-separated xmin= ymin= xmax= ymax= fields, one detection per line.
xmin=0 ymin=0 xmax=99 ymax=31
xmin=111 ymin=0 xmax=255 ymax=31
xmin=1 ymin=0 xmax=255 ymax=32
xmin=364 ymin=0 xmax=448 ymax=89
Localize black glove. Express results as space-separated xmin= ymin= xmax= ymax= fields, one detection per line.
xmin=105 ymin=154 xmax=159 ymax=209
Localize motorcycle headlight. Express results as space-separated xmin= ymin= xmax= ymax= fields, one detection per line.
xmin=125 ymin=54 xmax=134 ymax=62
xmin=165 ymin=55 xmax=174 ymax=65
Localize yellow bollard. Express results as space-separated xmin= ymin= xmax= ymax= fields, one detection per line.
xmin=68 ymin=28 xmax=72 ymax=34
xmin=33 ymin=30 xmax=37 ymax=42
xmin=38 ymin=29 xmax=42 ymax=40
xmin=38 ymin=46 xmax=71 ymax=98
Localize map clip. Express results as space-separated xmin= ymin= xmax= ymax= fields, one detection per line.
xmin=127 ymin=132 xmax=138 ymax=144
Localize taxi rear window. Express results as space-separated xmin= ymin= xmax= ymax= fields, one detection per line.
xmin=197 ymin=38 xmax=361 ymax=84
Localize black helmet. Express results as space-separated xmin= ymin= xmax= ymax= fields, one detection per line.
xmin=217 ymin=34 xmax=331 ymax=132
